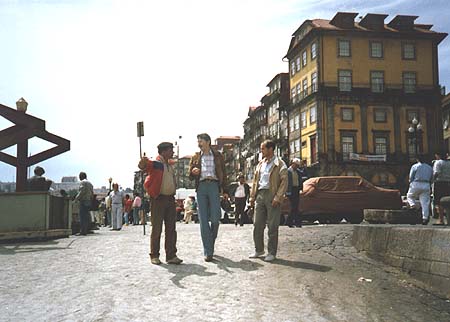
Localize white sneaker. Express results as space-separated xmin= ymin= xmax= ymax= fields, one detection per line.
xmin=249 ymin=251 xmax=265 ymax=258
xmin=264 ymin=254 xmax=276 ymax=262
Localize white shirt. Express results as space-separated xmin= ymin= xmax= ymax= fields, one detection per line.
xmin=433 ymin=159 xmax=450 ymax=182
xmin=258 ymin=156 xmax=275 ymax=190
xmin=110 ymin=190 xmax=124 ymax=204
xmin=235 ymin=184 xmax=246 ymax=198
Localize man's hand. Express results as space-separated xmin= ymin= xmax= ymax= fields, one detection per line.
xmin=272 ymin=199 xmax=280 ymax=208
xmin=192 ymin=167 xmax=200 ymax=176
xmin=249 ymin=199 xmax=255 ymax=208
xmin=138 ymin=157 xmax=148 ymax=170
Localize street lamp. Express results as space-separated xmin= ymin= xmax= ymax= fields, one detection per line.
xmin=16 ymin=97 xmax=28 ymax=113
xmin=408 ymin=117 xmax=423 ymax=158
xmin=108 ymin=177 xmax=112 ymax=191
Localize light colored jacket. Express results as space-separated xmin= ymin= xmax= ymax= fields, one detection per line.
xmin=250 ymin=156 xmax=288 ymax=204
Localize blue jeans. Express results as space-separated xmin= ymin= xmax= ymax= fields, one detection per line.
xmin=79 ymin=200 xmax=91 ymax=235
xmin=133 ymin=207 xmax=140 ymax=224
xmin=123 ymin=212 xmax=129 ymax=224
xmin=197 ymin=180 xmax=221 ymax=256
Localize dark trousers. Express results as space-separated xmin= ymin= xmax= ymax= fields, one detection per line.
xmin=234 ymin=197 xmax=247 ymax=225
xmin=286 ymin=187 xmax=300 ymax=226
xmin=150 ymin=195 xmax=177 ymax=261
xmin=79 ymin=200 xmax=91 ymax=235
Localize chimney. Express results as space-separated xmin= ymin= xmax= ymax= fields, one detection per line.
xmin=359 ymin=13 xmax=388 ymax=31
xmin=329 ymin=12 xmax=358 ymax=29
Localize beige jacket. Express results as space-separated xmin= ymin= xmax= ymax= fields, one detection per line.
xmin=250 ymin=156 xmax=288 ymax=204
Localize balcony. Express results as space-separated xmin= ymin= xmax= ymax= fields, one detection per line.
xmin=321 ymin=82 xmax=440 ymax=97
xmin=291 ymin=84 xmax=318 ymax=106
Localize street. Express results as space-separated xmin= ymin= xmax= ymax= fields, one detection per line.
xmin=1 ymin=223 xmax=450 ymax=322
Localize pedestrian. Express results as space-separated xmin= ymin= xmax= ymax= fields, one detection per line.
xmin=132 ymin=193 xmax=142 ymax=225
xmin=249 ymin=139 xmax=288 ymax=262
xmin=105 ymin=191 xmax=112 ymax=227
xmin=189 ymin=133 xmax=227 ymax=262
xmin=432 ymin=151 xmax=450 ymax=225
xmin=232 ymin=173 xmax=250 ymax=226
xmin=110 ymin=183 xmax=125 ymax=231
xmin=74 ymin=172 xmax=94 ymax=236
xmin=183 ymin=196 xmax=194 ymax=224
xmin=286 ymin=158 xmax=302 ymax=228
xmin=220 ymin=194 xmax=232 ymax=224
xmin=27 ymin=166 xmax=52 ymax=191
xmin=406 ymin=155 xmax=433 ymax=225
xmin=123 ymin=194 xmax=133 ymax=226
xmin=98 ymin=198 xmax=106 ymax=226
xmin=90 ymin=194 xmax=100 ymax=228
xmin=138 ymin=142 xmax=183 ymax=265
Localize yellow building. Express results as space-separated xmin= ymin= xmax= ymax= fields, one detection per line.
xmin=285 ymin=12 xmax=447 ymax=191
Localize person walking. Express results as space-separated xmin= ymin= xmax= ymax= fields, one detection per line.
xmin=132 ymin=193 xmax=142 ymax=225
xmin=432 ymin=151 xmax=450 ymax=225
xmin=286 ymin=158 xmax=302 ymax=228
xmin=138 ymin=142 xmax=183 ymax=265
xmin=105 ymin=191 xmax=112 ymax=227
xmin=249 ymin=139 xmax=288 ymax=262
xmin=232 ymin=174 xmax=250 ymax=226
xmin=189 ymin=133 xmax=227 ymax=262
xmin=406 ymin=155 xmax=433 ymax=225
xmin=110 ymin=183 xmax=125 ymax=231
xmin=74 ymin=172 xmax=94 ymax=236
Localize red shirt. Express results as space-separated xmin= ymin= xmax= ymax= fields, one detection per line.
xmin=124 ymin=199 xmax=133 ymax=212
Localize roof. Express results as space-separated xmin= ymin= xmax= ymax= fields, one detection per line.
xmin=266 ymin=73 xmax=289 ymax=87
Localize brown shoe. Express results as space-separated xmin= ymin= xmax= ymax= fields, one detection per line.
xmin=167 ymin=256 xmax=183 ymax=265
xmin=151 ymin=257 xmax=161 ymax=265
xmin=204 ymin=255 xmax=213 ymax=262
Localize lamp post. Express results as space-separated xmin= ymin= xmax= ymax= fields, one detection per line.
xmin=108 ymin=177 xmax=112 ymax=191
xmin=408 ymin=117 xmax=423 ymax=158
xmin=175 ymin=135 xmax=182 ymax=188
xmin=15 ymin=98 xmax=29 ymax=191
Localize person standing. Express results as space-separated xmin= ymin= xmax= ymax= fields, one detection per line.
xmin=110 ymin=183 xmax=125 ymax=231
xmin=232 ymin=174 xmax=250 ymax=226
xmin=249 ymin=139 xmax=288 ymax=262
xmin=123 ymin=194 xmax=133 ymax=226
xmin=183 ymin=196 xmax=194 ymax=224
xmin=138 ymin=142 xmax=183 ymax=265
xmin=432 ymin=151 xmax=450 ymax=225
xmin=74 ymin=172 xmax=94 ymax=236
xmin=406 ymin=155 xmax=433 ymax=225
xmin=105 ymin=191 xmax=112 ymax=227
xmin=189 ymin=133 xmax=227 ymax=262
xmin=132 ymin=193 xmax=142 ymax=225
xmin=286 ymin=158 xmax=302 ymax=228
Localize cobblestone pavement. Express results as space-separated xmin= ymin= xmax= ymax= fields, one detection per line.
xmin=1 ymin=223 xmax=450 ymax=322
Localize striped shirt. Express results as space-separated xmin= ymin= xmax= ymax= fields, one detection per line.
xmin=200 ymin=150 xmax=217 ymax=180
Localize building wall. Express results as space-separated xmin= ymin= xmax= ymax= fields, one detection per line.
xmin=322 ymin=35 xmax=434 ymax=86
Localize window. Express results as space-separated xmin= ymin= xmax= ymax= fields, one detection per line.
xmin=294 ymin=114 xmax=300 ymax=130
xmin=296 ymin=56 xmax=301 ymax=72
xmin=295 ymin=139 xmax=301 ymax=153
xmin=291 ymin=88 xmax=296 ymax=99
xmin=370 ymin=41 xmax=383 ymax=58
xmin=302 ymin=78 xmax=308 ymax=97
xmin=371 ymin=71 xmax=384 ymax=93
xmin=310 ymin=104 xmax=317 ymax=124
xmin=403 ymin=72 xmax=416 ymax=93
xmin=302 ymin=50 xmax=307 ymax=67
xmin=290 ymin=141 xmax=295 ymax=153
xmin=374 ymin=108 xmax=387 ymax=123
xmin=310 ymin=135 xmax=317 ymax=163
xmin=296 ymin=83 xmax=301 ymax=96
xmin=374 ymin=136 xmax=388 ymax=155
xmin=402 ymin=43 xmax=416 ymax=60
xmin=289 ymin=118 xmax=294 ymax=132
xmin=338 ymin=39 xmax=351 ymax=57
xmin=338 ymin=70 xmax=352 ymax=92
xmin=341 ymin=107 xmax=354 ymax=122
xmin=301 ymin=111 xmax=307 ymax=128
xmin=311 ymin=72 xmax=318 ymax=92
xmin=341 ymin=135 xmax=355 ymax=160
xmin=311 ymin=42 xmax=317 ymax=60
xmin=291 ymin=61 xmax=296 ymax=76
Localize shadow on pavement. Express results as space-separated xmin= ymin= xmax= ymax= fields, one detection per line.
xmin=272 ymin=258 xmax=332 ymax=272
xmin=213 ymin=255 xmax=264 ymax=273
xmin=164 ymin=263 xmax=217 ymax=288
xmin=0 ymin=239 xmax=76 ymax=255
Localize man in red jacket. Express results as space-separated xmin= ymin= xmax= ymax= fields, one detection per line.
xmin=138 ymin=142 xmax=183 ymax=265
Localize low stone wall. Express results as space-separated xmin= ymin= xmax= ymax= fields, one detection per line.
xmin=352 ymin=225 xmax=450 ymax=299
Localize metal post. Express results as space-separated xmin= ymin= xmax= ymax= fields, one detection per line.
xmin=16 ymin=140 xmax=28 ymax=192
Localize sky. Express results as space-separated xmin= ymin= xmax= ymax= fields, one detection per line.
xmin=0 ymin=0 xmax=449 ymax=189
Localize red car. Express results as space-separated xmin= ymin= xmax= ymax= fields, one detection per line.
xmin=297 ymin=176 xmax=402 ymax=224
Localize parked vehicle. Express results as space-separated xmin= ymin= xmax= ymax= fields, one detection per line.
xmin=296 ymin=176 xmax=402 ymax=224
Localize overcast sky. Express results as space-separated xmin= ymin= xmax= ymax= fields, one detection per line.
xmin=0 ymin=0 xmax=449 ymax=188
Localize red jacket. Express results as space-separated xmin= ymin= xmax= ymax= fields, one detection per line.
xmin=143 ymin=155 xmax=175 ymax=198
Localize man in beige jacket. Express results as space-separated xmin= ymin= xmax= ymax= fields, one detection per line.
xmin=249 ymin=139 xmax=288 ymax=262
